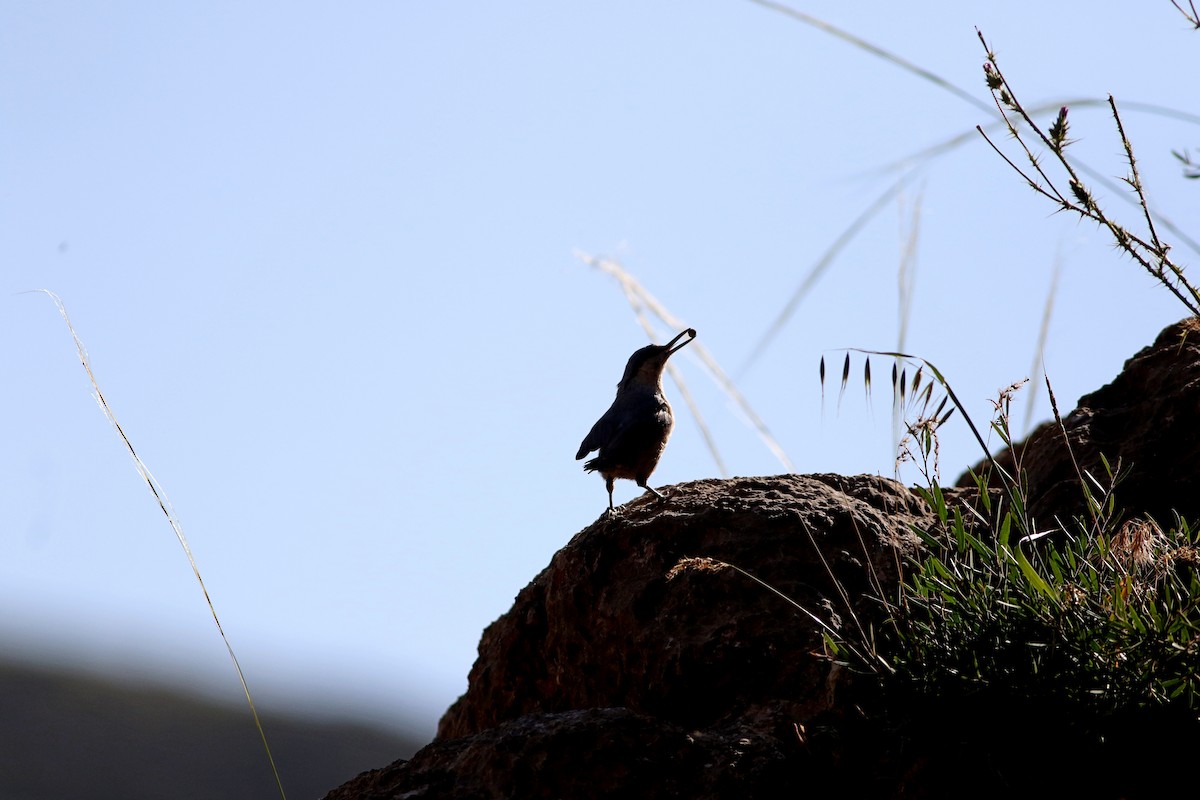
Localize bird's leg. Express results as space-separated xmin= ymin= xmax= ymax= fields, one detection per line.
xmin=637 ymin=480 xmax=666 ymax=501
xmin=606 ymin=476 xmax=616 ymax=512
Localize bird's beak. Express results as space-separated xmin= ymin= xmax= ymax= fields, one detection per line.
xmin=665 ymin=328 xmax=697 ymax=356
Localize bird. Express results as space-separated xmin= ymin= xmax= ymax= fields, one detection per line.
xmin=576 ymin=327 xmax=696 ymax=513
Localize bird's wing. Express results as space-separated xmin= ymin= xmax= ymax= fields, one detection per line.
xmin=576 ymin=407 xmax=616 ymax=459
xmin=576 ymin=394 xmax=664 ymax=461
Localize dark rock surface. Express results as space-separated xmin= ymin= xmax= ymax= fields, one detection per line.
xmin=960 ymin=316 xmax=1200 ymax=527
xmin=327 ymin=475 xmax=933 ymax=799
xmin=323 ymin=707 xmax=797 ymax=800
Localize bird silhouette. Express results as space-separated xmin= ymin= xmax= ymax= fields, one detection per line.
xmin=576 ymin=328 xmax=696 ymax=512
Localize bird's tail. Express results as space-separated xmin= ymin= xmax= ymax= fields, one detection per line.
xmin=583 ymin=455 xmax=606 ymax=474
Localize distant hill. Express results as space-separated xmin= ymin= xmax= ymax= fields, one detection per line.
xmin=0 ymin=658 xmax=424 ymax=800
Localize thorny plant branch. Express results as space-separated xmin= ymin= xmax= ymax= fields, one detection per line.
xmin=1173 ymin=0 xmax=1200 ymax=29
xmin=1111 ymin=101 xmax=1166 ymax=257
xmin=975 ymin=29 xmax=1200 ymax=317
xmin=738 ymin=1 xmax=1200 ymax=379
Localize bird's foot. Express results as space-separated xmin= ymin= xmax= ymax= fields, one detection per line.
xmin=640 ymin=485 xmax=667 ymax=501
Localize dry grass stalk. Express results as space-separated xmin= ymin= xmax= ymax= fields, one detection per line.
xmin=38 ymin=290 xmax=287 ymax=800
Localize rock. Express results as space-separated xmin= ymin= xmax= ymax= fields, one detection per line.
xmin=439 ymin=474 xmax=925 ymax=740
xmin=960 ymin=316 xmax=1200 ymax=528
xmin=321 ymin=707 xmax=796 ymax=800
xmin=325 ymin=318 xmax=1200 ymax=799
xmin=325 ymin=474 xmax=931 ymax=799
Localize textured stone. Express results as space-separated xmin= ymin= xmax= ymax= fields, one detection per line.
xmin=327 ymin=475 xmax=929 ymax=799
xmin=961 ymin=316 xmax=1200 ymax=527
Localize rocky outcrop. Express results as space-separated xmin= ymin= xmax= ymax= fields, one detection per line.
xmin=438 ymin=474 xmax=925 ymax=742
xmin=960 ymin=316 xmax=1200 ymax=527
xmin=325 ymin=317 xmax=1200 ymax=800
xmin=322 ymin=707 xmax=795 ymax=800
xmin=326 ymin=475 xmax=933 ymax=798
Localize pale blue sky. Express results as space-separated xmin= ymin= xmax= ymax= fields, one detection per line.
xmin=2 ymin=2 xmax=1196 ymax=739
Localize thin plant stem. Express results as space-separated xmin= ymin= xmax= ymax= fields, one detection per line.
xmin=37 ymin=290 xmax=288 ymax=800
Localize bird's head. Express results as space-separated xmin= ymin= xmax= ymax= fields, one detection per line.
xmin=617 ymin=328 xmax=696 ymax=390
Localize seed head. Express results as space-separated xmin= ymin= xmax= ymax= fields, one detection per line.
xmin=982 ymin=62 xmax=1003 ymax=91
xmin=1049 ymin=106 xmax=1070 ymax=151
